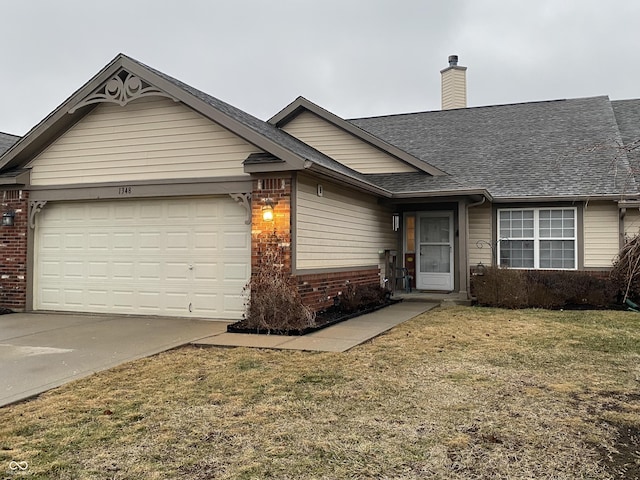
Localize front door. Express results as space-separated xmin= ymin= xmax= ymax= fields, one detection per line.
xmin=417 ymin=212 xmax=454 ymax=291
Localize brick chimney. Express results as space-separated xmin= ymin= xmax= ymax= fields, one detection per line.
xmin=440 ymin=55 xmax=467 ymax=110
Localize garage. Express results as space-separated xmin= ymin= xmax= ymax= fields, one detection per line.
xmin=34 ymin=196 xmax=250 ymax=319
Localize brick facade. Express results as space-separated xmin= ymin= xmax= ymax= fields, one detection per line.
xmin=251 ymin=177 xmax=293 ymax=273
xmin=0 ymin=190 xmax=29 ymax=311
xmin=297 ymin=268 xmax=382 ymax=312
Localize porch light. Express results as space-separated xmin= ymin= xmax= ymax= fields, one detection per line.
xmin=392 ymin=213 xmax=400 ymax=231
xmin=262 ymin=199 xmax=274 ymax=222
xmin=2 ymin=210 xmax=15 ymax=227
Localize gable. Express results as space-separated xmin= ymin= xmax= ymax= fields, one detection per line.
xmin=28 ymin=96 xmax=261 ymax=186
xmin=282 ymin=110 xmax=418 ymax=174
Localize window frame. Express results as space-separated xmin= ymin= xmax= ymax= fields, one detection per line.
xmin=497 ymin=207 xmax=578 ymax=270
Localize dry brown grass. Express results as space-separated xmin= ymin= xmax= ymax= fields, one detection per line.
xmin=1 ymin=306 xmax=639 ymax=479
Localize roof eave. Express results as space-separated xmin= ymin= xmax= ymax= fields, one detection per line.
xmin=0 ymin=170 xmax=31 ymax=187
xmin=269 ymin=97 xmax=448 ymax=177
xmin=305 ymin=163 xmax=392 ymax=198
xmin=493 ymin=194 xmax=625 ymax=203
xmin=0 ymin=54 xmax=310 ymax=173
xmin=392 ymin=189 xmax=493 ymax=201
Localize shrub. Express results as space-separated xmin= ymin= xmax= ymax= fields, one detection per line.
xmin=472 ymin=266 xmax=616 ymax=309
xmin=337 ymin=283 xmax=389 ymax=314
xmin=611 ymin=235 xmax=640 ymax=303
xmin=243 ymin=233 xmax=315 ymax=333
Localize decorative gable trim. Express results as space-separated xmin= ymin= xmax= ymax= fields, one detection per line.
xmin=69 ymin=69 xmax=177 ymax=113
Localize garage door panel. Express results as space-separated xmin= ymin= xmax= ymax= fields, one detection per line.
xmin=88 ymin=262 xmax=108 ymax=279
xmin=113 ymin=233 xmax=135 ymax=250
xmin=224 ymin=263 xmax=250 ymax=282
xmin=35 ymin=197 xmax=250 ymax=319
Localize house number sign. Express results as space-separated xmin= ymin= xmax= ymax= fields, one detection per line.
xmin=118 ymin=186 xmax=132 ymax=195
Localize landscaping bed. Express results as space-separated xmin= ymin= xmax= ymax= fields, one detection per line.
xmin=227 ymin=297 xmax=402 ymax=336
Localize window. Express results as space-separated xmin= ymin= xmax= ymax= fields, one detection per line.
xmin=498 ymin=208 xmax=576 ymax=269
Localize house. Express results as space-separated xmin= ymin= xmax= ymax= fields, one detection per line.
xmin=0 ymin=53 xmax=638 ymax=319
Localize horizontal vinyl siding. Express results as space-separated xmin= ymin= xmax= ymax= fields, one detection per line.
xmin=583 ymin=202 xmax=619 ymax=267
xmin=441 ymin=69 xmax=466 ymax=109
xmin=296 ymin=175 xmax=396 ymax=270
xmin=29 ymin=97 xmax=259 ymax=185
xmin=624 ymin=208 xmax=640 ymax=239
xmin=468 ymin=203 xmax=492 ymax=266
xmin=283 ymin=111 xmax=417 ymax=174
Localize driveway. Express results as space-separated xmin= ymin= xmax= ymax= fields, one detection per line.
xmin=0 ymin=312 xmax=227 ymax=407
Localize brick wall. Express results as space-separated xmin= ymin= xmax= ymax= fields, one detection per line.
xmin=0 ymin=190 xmax=29 ymax=311
xmin=297 ymin=268 xmax=381 ymax=312
xmin=250 ymin=177 xmax=382 ymax=313
xmin=251 ymin=177 xmax=292 ymax=273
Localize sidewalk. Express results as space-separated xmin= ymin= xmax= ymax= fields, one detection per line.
xmin=193 ymin=301 xmax=437 ymax=352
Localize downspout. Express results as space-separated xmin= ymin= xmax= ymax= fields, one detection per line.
xmin=464 ymin=197 xmax=487 ymax=299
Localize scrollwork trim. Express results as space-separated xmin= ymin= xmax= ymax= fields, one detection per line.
xmin=69 ymin=69 xmax=177 ymax=113
xmin=29 ymin=200 xmax=47 ymax=229
xmin=229 ymin=193 xmax=251 ymax=225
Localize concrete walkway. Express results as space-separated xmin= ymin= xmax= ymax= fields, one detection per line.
xmin=193 ymin=301 xmax=437 ymax=352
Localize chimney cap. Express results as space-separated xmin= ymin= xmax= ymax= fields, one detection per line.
xmin=448 ymin=55 xmax=459 ymax=66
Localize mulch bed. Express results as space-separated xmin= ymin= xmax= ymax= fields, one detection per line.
xmin=227 ymin=298 xmax=402 ymax=336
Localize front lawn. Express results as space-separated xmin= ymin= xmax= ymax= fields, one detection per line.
xmin=1 ymin=306 xmax=639 ymax=479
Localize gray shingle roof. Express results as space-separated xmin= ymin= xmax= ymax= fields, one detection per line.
xmin=0 ymin=132 xmax=19 ymax=156
xmin=351 ymin=96 xmax=637 ymax=199
xmin=363 ymin=172 xmax=484 ymax=195
xmin=135 ymin=58 xmax=369 ymax=182
xmin=612 ymin=99 xmax=640 ymax=186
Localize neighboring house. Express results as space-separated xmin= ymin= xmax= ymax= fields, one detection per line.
xmin=0 ymin=53 xmax=638 ymax=319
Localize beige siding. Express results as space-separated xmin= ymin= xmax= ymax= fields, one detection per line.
xmin=441 ymin=68 xmax=467 ymax=110
xmin=283 ymin=111 xmax=417 ymax=174
xmin=29 ymin=97 xmax=259 ymax=186
xmin=624 ymin=208 xmax=640 ymax=239
xmin=296 ymin=175 xmax=396 ymax=270
xmin=468 ymin=203 xmax=493 ymax=266
xmin=584 ymin=202 xmax=620 ymax=267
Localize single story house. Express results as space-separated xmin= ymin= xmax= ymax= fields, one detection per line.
xmin=0 ymin=53 xmax=638 ymax=319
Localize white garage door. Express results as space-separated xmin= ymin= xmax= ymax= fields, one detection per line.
xmin=34 ymin=196 xmax=250 ymax=319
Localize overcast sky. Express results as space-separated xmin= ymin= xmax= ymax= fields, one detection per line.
xmin=0 ymin=0 xmax=638 ymax=136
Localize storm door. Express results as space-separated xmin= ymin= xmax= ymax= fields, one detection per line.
xmin=416 ymin=212 xmax=454 ymax=290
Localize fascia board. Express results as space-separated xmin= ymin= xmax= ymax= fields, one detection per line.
xmin=0 ymin=54 xmax=308 ymax=173
xmin=0 ymin=170 xmax=30 ymax=186
xmin=0 ymin=59 xmax=124 ymax=171
xmin=392 ymin=189 xmax=493 ymax=202
xmin=492 ymin=195 xmax=623 ymax=203
xmin=120 ymin=58 xmax=307 ymax=171
xmin=269 ymin=96 xmax=447 ymax=177
xmin=306 ymin=163 xmax=393 ymax=198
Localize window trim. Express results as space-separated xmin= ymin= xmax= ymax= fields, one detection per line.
xmin=497 ymin=207 xmax=578 ymax=270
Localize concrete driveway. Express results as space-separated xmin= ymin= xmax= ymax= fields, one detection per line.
xmin=0 ymin=312 xmax=227 ymax=407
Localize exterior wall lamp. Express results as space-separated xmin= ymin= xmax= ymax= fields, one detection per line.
xmin=2 ymin=210 xmax=15 ymax=227
xmin=262 ymin=199 xmax=275 ymax=222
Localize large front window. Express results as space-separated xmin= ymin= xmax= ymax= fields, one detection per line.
xmin=498 ymin=208 xmax=577 ymax=269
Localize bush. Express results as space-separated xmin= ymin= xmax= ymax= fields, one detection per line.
xmin=472 ymin=266 xmax=616 ymax=309
xmin=611 ymin=235 xmax=640 ymax=303
xmin=243 ymin=233 xmax=315 ymax=333
xmin=337 ymin=283 xmax=389 ymax=314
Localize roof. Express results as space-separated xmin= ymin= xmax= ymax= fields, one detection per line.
xmin=1 ymin=54 xmax=636 ymax=202
xmin=612 ymin=99 xmax=640 ymax=187
xmin=0 ymin=54 xmax=390 ymax=196
xmin=269 ymin=96 xmax=447 ymax=176
xmin=351 ymin=96 xmax=639 ymax=200
xmin=0 ymin=132 xmax=19 ymax=156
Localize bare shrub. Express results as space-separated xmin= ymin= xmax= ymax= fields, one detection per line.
xmin=472 ymin=267 xmax=616 ymax=309
xmin=611 ymin=235 xmax=640 ymax=303
xmin=244 ymin=233 xmax=315 ymax=333
xmin=338 ymin=283 xmax=388 ymax=314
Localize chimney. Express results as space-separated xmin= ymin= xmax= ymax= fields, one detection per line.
xmin=440 ymin=54 xmax=467 ymax=110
